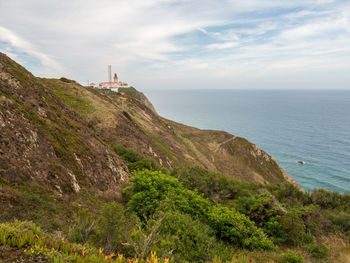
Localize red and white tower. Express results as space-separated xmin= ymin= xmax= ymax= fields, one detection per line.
xmin=114 ymin=73 xmax=118 ymax=82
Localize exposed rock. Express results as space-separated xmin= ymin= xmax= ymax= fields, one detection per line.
xmin=68 ymin=171 xmax=80 ymax=193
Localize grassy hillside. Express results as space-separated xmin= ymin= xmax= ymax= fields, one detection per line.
xmin=39 ymin=73 xmax=294 ymax=186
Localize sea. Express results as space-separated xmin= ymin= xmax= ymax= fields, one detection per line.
xmin=142 ymin=89 xmax=350 ymax=193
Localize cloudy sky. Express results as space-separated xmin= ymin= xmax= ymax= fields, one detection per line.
xmin=1 ymin=0 xmax=350 ymax=89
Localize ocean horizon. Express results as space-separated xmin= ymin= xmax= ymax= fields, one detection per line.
xmin=143 ymin=89 xmax=350 ymax=193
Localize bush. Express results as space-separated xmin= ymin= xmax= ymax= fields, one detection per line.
xmin=92 ymin=202 xmax=129 ymax=253
xmin=207 ymin=205 xmax=275 ymax=250
xmin=311 ymin=189 xmax=350 ymax=211
xmin=268 ymin=184 xmax=310 ymax=207
xmin=326 ymin=210 xmax=350 ymax=233
xmin=234 ymin=193 xmax=282 ymax=226
xmin=113 ymin=145 xmax=163 ymax=172
xmin=0 ymin=220 xmax=42 ymax=248
xmin=307 ymin=243 xmax=329 ymax=259
xmin=171 ymin=166 xmax=261 ymax=204
xmin=280 ymin=207 xmax=313 ymax=245
xmin=281 ymin=250 xmax=305 ymax=263
xmin=59 ymin=77 xmax=74 ymax=83
xmin=124 ymin=170 xmax=180 ymax=218
xmin=263 ymin=216 xmax=287 ymax=243
xmin=124 ymin=170 xmax=275 ymax=250
xmin=124 ymin=208 xmax=165 ymax=259
xmin=68 ymin=210 xmax=96 ymax=244
xmin=119 ymin=87 xmax=140 ymax=99
xmin=114 ymin=145 xmax=143 ymax=163
xmin=129 ymin=159 xmax=162 ymax=172
xmin=156 ymin=210 xmax=216 ymax=262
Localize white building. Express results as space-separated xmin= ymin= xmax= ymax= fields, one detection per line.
xmin=98 ymin=72 xmax=129 ymax=92
xmin=98 ymin=81 xmax=129 ymax=89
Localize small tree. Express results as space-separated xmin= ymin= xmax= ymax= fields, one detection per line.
xmin=124 ymin=206 xmax=168 ymax=259
xmin=68 ymin=210 xmax=96 ymax=244
xmin=94 ymin=202 xmax=127 ymax=253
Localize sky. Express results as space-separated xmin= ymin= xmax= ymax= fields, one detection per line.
xmin=0 ymin=0 xmax=350 ymax=90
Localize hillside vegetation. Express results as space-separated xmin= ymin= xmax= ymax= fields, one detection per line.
xmin=40 ymin=71 xmax=294 ymax=186
xmin=0 ymin=53 xmax=349 ymax=262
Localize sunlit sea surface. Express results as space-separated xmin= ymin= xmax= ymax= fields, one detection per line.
xmin=143 ymin=89 xmax=350 ymax=193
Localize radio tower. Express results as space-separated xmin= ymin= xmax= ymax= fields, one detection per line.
xmin=108 ymin=65 xmax=112 ymax=88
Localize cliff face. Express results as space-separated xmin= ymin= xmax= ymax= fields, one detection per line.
xmin=0 ymin=53 xmax=297 ymax=195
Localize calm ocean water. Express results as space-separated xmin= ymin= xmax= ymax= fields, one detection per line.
xmin=143 ymin=89 xmax=350 ymax=193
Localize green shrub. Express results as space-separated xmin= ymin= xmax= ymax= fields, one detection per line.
xmin=0 ymin=220 xmax=41 ymax=248
xmin=281 ymin=250 xmax=304 ymax=263
xmin=207 ymin=205 xmax=274 ymax=250
xmin=171 ymin=166 xmax=261 ymax=203
xmin=326 ymin=210 xmax=350 ymax=233
xmin=234 ymin=193 xmax=282 ymax=227
xmin=59 ymin=77 xmax=74 ymax=83
xmin=124 ymin=208 xmax=165 ymax=259
xmin=0 ymin=177 xmax=8 ymax=186
xmin=123 ymin=150 xmax=143 ymax=164
xmin=124 ymin=170 xmax=179 ymax=218
xmin=68 ymin=210 xmax=96 ymax=244
xmin=263 ymin=216 xmax=287 ymax=243
xmin=92 ymin=202 xmax=129 ymax=253
xmin=113 ymin=145 xmax=163 ymax=172
xmin=156 ymin=210 xmax=216 ymax=262
xmin=280 ymin=207 xmax=314 ymax=245
xmin=307 ymin=243 xmax=329 ymax=259
xmin=114 ymin=145 xmax=143 ymax=163
xmin=119 ymin=87 xmax=140 ymax=99
xmin=311 ymin=189 xmax=350 ymax=211
xmin=113 ymin=144 xmax=129 ymax=156
xmin=129 ymin=159 xmax=162 ymax=172
xmin=124 ymin=170 xmax=275 ymax=250
xmin=268 ymin=184 xmax=310 ymax=207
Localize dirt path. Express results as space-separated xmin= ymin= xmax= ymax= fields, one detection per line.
xmin=210 ymin=136 xmax=237 ymax=162
xmin=214 ymin=136 xmax=237 ymax=153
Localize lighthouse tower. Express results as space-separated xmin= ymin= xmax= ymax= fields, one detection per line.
xmin=98 ymin=66 xmax=129 ymax=90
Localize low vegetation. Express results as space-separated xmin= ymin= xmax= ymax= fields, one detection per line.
xmin=118 ymin=87 xmax=140 ymax=99
xmin=113 ymin=145 xmax=164 ymax=172
xmin=0 ymin=145 xmax=349 ymax=262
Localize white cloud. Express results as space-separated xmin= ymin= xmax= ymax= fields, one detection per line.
xmin=0 ymin=26 xmax=64 ymax=75
xmin=0 ymin=0 xmax=349 ymax=89
xmin=206 ymin=42 xmax=239 ymax=50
